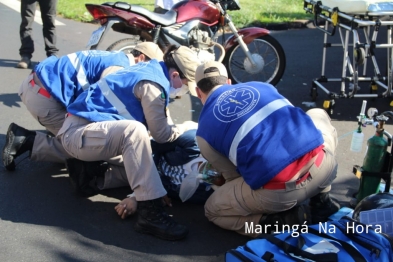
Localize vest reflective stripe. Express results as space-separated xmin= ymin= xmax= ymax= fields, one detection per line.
xmin=229 ymin=98 xmax=293 ymax=165
xmin=67 ymin=53 xmax=89 ymax=90
xmin=98 ymin=80 xmax=135 ymax=120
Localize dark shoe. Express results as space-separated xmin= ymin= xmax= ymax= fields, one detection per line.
xmin=2 ymin=123 xmax=36 ymax=171
xmin=16 ymin=56 xmax=31 ymax=69
xmin=259 ymin=205 xmax=311 ymax=234
xmin=66 ymin=158 xmax=108 ymax=197
xmin=309 ymin=192 xmax=341 ymax=224
xmin=135 ymin=198 xmax=188 ymax=240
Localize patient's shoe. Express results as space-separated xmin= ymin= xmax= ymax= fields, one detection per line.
xmin=309 ymin=192 xmax=340 ymax=224
xmin=259 ymin=204 xmax=311 ymax=234
xmin=2 ymin=123 xmax=36 ymax=171
xmin=66 ymin=158 xmax=108 ymax=197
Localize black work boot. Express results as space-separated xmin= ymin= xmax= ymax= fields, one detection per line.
xmin=135 ymin=198 xmax=189 ymax=240
xmin=2 ymin=123 xmax=36 ymax=171
xmin=259 ymin=205 xmax=311 ymax=234
xmin=309 ymin=192 xmax=340 ymax=224
xmin=66 ymin=159 xmax=108 ymax=197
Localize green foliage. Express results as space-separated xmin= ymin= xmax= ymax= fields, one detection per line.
xmin=57 ymin=0 xmax=312 ymax=26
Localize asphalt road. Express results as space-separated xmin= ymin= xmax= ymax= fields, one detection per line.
xmin=1 ymin=1 xmax=393 ymax=261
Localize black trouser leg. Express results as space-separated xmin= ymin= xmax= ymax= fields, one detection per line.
xmin=38 ymin=0 xmax=58 ymax=57
xmin=19 ymin=0 xmax=36 ymax=58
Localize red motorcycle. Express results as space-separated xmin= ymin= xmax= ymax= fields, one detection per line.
xmin=85 ymin=0 xmax=286 ymax=86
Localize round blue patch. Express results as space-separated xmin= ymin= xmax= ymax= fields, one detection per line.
xmin=213 ymin=85 xmax=260 ymax=123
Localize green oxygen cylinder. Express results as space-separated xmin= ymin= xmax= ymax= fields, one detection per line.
xmin=357 ymin=129 xmax=388 ymax=202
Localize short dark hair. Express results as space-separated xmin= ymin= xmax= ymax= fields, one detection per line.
xmin=197 ymin=67 xmax=228 ymax=93
xmin=163 ymin=45 xmax=186 ymax=79
xmin=130 ymin=49 xmax=151 ymax=61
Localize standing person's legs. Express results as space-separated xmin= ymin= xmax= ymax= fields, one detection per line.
xmin=18 ymin=0 xmax=36 ymax=68
xmin=38 ymin=0 xmax=58 ymax=57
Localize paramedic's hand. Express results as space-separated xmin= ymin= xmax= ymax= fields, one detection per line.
xmin=115 ymin=197 xmax=137 ymax=219
xmin=162 ymin=195 xmax=172 ymax=207
xmin=212 ymin=174 xmax=225 ymax=186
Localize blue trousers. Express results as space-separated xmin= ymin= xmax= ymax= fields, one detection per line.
xmin=151 ymin=129 xmax=200 ymax=166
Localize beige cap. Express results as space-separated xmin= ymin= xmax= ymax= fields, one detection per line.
xmin=195 ymin=61 xmax=228 ymax=85
xmin=134 ymin=42 xmax=164 ymax=61
xmin=171 ymin=46 xmax=200 ymax=90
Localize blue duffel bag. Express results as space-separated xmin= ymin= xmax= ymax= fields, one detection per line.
xmin=226 ymin=216 xmax=393 ymax=262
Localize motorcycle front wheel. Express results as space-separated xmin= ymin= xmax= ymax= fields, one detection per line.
xmin=106 ymin=37 xmax=141 ymax=54
xmin=223 ymin=35 xmax=286 ymax=86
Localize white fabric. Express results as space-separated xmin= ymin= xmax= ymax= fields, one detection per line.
xmin=319 ymin=0 xmax=393 ymax=13
xmin=159 ymin=156 xmax=205 ymax=185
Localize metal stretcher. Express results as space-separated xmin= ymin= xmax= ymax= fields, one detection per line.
xmin=304 ymin=0 xmax=393 ymax=114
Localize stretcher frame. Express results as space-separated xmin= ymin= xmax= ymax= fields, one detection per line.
xmin=304 ymin=0 xmax=393 ymax=113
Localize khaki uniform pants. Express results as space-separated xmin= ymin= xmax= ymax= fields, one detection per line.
xmin=204 ymin=108 xmax=338 ymax=237
xmin=18 ymin=73 xmax=72 ymax=163
xmin=58 ymin=115 xmax=167 ymax=201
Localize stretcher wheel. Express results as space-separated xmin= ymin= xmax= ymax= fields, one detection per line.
xmin=354 ymin=47 xmax=366 ymax=66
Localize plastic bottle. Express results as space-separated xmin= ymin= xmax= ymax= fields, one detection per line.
xmin=350 ymin=127 xmax=364 ymax=152
xmin=350 ymin=101 xmax=367 ymax=153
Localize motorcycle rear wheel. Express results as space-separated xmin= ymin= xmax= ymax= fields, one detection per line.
xmin=106 ymin=37 xmax=141 ymax=54
xmin=223 ymin=35 xmax=286 ymax=86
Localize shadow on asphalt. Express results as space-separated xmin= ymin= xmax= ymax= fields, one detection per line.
xmin=0 ymin=93 xmax=22 ymax=108
xmin=0 ymin=59 xmax=21 ymax=69
xmin=0 ymin=133 xmax=250 ymax=258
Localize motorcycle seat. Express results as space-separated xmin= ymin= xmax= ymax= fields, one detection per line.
xmin=103 ymin=2 xmax=177 ymax=26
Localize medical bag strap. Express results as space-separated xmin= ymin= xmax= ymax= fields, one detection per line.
xmin=262 ymin=234 xmax=338 ymax=261
xmin=307 ymin=227 xmax=367 ymax=262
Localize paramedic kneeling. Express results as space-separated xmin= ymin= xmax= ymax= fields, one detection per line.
xmin=194 ymin=61 xmax=340 ymax=237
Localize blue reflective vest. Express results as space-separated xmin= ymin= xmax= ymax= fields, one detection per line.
xmin=67 ymin=60 xmax=170 ymax=125
xmin=196 ymin=82 xmax=323 ymax=189
xmin=34 ymin=50 xmax=133 ymax=107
